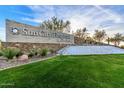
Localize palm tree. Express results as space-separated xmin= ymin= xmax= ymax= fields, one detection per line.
xmin=106 ymin=37 xmax=110 ymax=45
xmin=93 ymin=30 xmax=107 ymax=43
xmin=40 ymin=16 xmax=70 ymax=33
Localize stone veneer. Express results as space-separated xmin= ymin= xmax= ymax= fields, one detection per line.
xmin=1 ymin=42 xmax=68 ymax=52
xmin=6 ymin=19 xmax=74 ymax=44
xmin=1 ymin=37 xmax=80 ymax=52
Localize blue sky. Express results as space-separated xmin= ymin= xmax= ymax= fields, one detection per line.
xmin=0 ymin=5 xmax=124 ymax=41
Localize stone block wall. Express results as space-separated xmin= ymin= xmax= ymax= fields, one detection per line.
xmin=1 ymin=42 xmax=67 ymax=52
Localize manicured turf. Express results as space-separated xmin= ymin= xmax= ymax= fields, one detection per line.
xmin=0 ymin=54 xmax=124 ymax=88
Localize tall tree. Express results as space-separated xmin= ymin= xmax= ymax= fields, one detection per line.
xmin=110 ymin=33 xmax=123 ymax=46
xmin=93 ymin=30 xmax=106 ymax=43
xmin=74 ymin=27 xmax=88 ymax=43
xmin=75 ymin=28 xmax=88 ymax=38
xmin=40 ymin=16 xmax=70 ymax=33
xmin=85 ymin=36 xmax=95 ymax=44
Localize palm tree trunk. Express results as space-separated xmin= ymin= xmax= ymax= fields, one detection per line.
xmin=117 ymin=41 xmax=120 ymax=46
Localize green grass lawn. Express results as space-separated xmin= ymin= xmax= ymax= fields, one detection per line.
xmin=1 ymin=54 xmax=124 ymax=88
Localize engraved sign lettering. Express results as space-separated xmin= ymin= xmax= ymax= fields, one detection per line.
xmin=6 ymin=19 xmax=74 ymax=44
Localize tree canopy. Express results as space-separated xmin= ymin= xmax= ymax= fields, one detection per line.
xmin=40 ymin=16 xmax=70 ymax=33
xmin=93 ymin=30 xmax=107 ymax=43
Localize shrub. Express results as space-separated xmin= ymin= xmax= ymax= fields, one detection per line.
xmin=49 ymin=49 xmax=55 ymax=54
xmin=39 ymin=48 xmax=48 ymax=56
xmin=1 ymin=47 xmax=21 ymax=60
xmin=0 ymin=50 xmax=3 ymax=56
xmin=0 ymin=42 xmax=2 ymax=50
xmin=120 ymin=45 xmax=124 ymax=49
xmin=16 ymin=50 xmax=23 ymax=58
xmin=28 ymin=48 xmax=38 ymax=57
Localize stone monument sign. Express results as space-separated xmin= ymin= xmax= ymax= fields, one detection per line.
xmin=6 ymin=19 xmax=74 ymax=44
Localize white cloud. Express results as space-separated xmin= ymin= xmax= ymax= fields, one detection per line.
xmin=12 ymin=11 xmax=33 ymax=17
xmin=27 ymin=5 xmax=56 ymax=19
xmin=22 ymin=17 xmax=42 ymax=23
xmin=23 ymin=5 xmax=124 ymax=36
xmin=103 ymin=24 xmax=124 ymax=37
xmin=22 ymin=5 xmax=57 ymax=25
xmin=94 ymin=5 xmax=124 ymax=24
